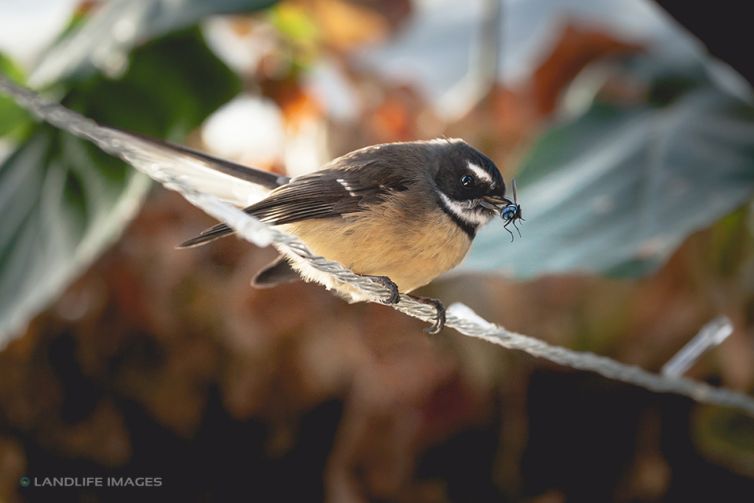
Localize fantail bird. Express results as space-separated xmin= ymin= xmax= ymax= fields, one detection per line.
xmin=0 ymin=75 xmax=521 ymax=334
xmin=170 ymin=137 xmax=522 ymax=333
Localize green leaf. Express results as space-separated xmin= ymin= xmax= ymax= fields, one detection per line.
xmin=0 ymin=53 xmax=32 ymax=139
xmin=0 ymin=29 xmax=241 ymax=344
xmin=464 ymin=59 xmax=754 ymax=278
xmin=0 ymin=127 xmax=151 ymax=341
xmin=66 ymin=28 xmax=241 ymax=139
xmin=30 ymin=0 xmax=278 ymax=86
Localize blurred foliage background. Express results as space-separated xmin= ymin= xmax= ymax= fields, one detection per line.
xmin=1 ymin=0 xmax=754 ymax=501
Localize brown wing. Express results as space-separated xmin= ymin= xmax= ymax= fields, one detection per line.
xmin=178 ymin=162 xmax=411 ymax=248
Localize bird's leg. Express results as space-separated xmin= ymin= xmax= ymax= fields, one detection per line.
xmin=406 ymin=295 xmax=446 ymax=334
xmin=361 ymin=275 xmax=401 ymax=304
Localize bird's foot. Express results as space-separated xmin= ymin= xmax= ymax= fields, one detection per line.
xmin=362 ymin=275 xmax=401 ymax=304
xmin=407 ymin=295 xmax=446 ymax=334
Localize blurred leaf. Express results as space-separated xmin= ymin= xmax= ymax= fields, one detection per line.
xmin=0 ymin=29 xmax=241 ymax=345
xmin=530 ymin=24 xmax=642 ymax=115
xmin=66 ymin=29 xmax=241 ymax=138
xmin=361 ymin=0 xmax=699 ymax=110
xmin=268 ymin=4 xmax=319 ymax=45
xmin=265 ymin=4 xmax=321 ymax=74
xmin=465 ymin=59 xmax=754 ymax=278
xmin=0 ymin=53 xmax=32 ymax=139
xmin=309 ymin=0 xmax=389 ymax=50
xmin=30 ymin=0 xmax=278 ymax=87
xmin=694 ymin=406 xmax=754 ymax=478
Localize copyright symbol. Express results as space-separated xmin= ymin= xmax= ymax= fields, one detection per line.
xmin=19 ymin=476 xmax=30 ymax=487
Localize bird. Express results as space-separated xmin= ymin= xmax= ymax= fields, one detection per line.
xmin=0 ymin=75 xmax=521 ymax=333
xmin=169 ymin=137 xmax=522 ymax=333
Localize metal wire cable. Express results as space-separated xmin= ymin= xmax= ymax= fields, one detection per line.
xmin=2 ymin=75 xmax=754 ymax=417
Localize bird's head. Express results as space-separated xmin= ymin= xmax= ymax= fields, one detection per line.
xmin=431 ymin=139 xmax=522 ymax=238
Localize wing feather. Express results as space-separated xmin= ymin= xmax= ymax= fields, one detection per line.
xmin=178 ymin=164 xmax=411 ymax=248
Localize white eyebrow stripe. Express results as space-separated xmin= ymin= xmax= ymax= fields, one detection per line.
xmin=467 ymin=161 xmax=492 ymax=184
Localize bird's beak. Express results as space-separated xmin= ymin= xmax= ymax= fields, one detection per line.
xmin=480 ymin=195 xmax=511 ymax=213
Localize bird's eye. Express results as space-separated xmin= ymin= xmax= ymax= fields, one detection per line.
xmin=502 ymin=205 xmax=518 ymax=221
xmin=460 ymin=174 xmax=474 ymax=187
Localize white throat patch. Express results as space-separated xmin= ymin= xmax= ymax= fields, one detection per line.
xmin=437 ymin=192 xmax=492 ymax=227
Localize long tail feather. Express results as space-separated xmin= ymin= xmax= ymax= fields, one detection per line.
xmin=128 ymin=133 xmax=289 ymax=190
xmin=177 ymin=222 xmax=234 ymax=248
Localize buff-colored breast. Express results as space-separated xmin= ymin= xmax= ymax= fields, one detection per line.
xmin=282 ymin=198 xmax=472 ymax=293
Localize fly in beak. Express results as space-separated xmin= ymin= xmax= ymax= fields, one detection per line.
xmin=479 ymin=195 xmax=512 ymax=214
xmin=482 ymin=178 xmax=524 ymax=241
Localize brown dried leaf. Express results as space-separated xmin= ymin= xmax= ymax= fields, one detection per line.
xmin=529 ymin=23 xmax=642 ymax=115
